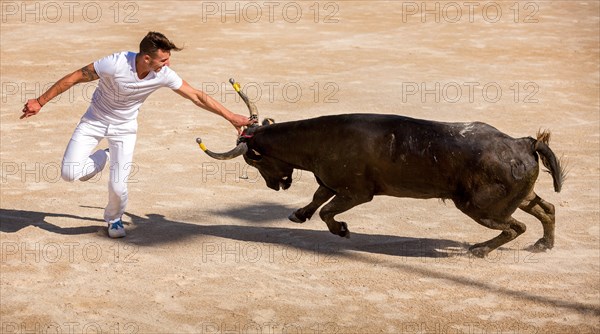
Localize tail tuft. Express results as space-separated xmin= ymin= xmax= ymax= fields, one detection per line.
xmin=534 ymin=130 xmax=567 ymax=192
xmin=536 ymin=129 xmax=551 ymax=145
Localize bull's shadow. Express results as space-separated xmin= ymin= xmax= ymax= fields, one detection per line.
xmin=125 ymin=204 xmax=600 ymax=316
xmin=125 ymin=202 xmax=467 ymax=258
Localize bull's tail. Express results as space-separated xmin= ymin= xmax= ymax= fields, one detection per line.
xmin=534 ymin=130 xmax=566 ymax=193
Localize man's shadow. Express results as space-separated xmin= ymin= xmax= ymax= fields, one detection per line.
xmin=0 ymin=208 xmax=103 ymax=235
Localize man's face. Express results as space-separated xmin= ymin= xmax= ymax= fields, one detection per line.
xmin=147 ymin=49 xmax=171 ymax=72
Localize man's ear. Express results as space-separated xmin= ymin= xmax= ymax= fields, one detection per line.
xmin=143 ymin=54 xmax=152 ymax=63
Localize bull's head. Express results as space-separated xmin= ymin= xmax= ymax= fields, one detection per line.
xmin=196 ymin=79 xmax=291 ymax=191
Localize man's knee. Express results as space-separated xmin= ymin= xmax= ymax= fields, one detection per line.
xmin=61 ymin=164 xmax=78 ymax=182
xmin=62 ymin=160 xmax=101 ymax=182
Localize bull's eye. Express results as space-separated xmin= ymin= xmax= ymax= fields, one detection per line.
xmin=246 ymin=149 xmax=262 ymax=162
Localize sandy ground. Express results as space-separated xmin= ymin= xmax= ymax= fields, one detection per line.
xmin=1 ymin=1 xmax=599 ymax=333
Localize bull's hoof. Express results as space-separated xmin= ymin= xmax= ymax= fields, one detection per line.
xmin=339 ymin=222 xmax=350 ymax=239
xmin=531 ymin=238 xmax=553 ymax=252
xmin=288 ymin=212 xmax=306 ymax=224
xmin=469 ymin=245 xmax=491 ymax=258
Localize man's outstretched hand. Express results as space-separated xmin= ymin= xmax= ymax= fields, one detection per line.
xmin=230 ymin=114 xmax=257 ymax=134
xmin=21 ymin=98 xmax=42 ymax=119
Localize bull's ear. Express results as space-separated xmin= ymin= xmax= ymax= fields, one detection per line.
xmin=262 ymin=118 xmax=275 ymax=126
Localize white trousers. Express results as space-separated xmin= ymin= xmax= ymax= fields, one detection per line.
xmin=61 ymin=117 xmax=138 ymax=223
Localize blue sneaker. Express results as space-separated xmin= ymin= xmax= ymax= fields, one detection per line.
xmin=107 ymin=219 xmax=126 ymax=238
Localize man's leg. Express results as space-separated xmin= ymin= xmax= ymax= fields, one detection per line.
xmin=61 ymin=119 xmax=109 ymax=182
xmin=104 ymin=121 xmax=137 ymax=237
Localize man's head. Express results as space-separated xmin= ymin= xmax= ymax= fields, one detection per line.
xmin=139 ymin=31 xmax=182 ymax=72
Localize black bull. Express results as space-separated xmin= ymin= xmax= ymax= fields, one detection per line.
xmin=198 ymin=114 xmax=565 ymax=257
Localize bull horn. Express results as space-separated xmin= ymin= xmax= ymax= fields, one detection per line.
xmin=230 ymin=78 xmax=259 ymax=122
xmin=196 ymin=137 xmax=248 ymax=160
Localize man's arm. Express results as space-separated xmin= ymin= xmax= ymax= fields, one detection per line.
xmin=175 ymin=80 xmax=255 ymax=133
xmin=20 ymin=63 xmax=99 ymax=119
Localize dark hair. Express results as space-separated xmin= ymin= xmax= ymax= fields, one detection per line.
xmin=139 ymin=31 xmax=183 ymax=56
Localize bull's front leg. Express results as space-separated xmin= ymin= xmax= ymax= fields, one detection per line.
xmin=318 ymin=193 xmax=373 ymax=239
xmin=289 ymin=185 xmax=335 ymax=223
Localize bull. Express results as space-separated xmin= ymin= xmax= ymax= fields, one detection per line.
xmin=197 ymin=80 xmax=565 ymax=258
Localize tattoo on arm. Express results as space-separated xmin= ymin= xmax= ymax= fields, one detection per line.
xmin=80 ymin=65 xmax=99 ymax=82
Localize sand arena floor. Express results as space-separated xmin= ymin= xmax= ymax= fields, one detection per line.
xmin=1 ymin=1 xmax=599 ymax=333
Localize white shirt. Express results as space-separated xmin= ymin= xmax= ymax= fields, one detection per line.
xmin=83 ymin=51 xmax=183 ymax=124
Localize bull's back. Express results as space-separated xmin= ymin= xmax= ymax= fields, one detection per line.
xmin=355 ymin=116 xmax=495 ymax=198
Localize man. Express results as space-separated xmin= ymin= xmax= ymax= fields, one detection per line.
xmin=21 ymin=31 xmax=255 ymax=238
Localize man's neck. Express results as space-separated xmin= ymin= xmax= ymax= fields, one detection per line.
xmin=135 ymin=53 xmax=150 ymax=79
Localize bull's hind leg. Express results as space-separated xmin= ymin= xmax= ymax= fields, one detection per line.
xmin=319 ymin=194 xmax=372 ymax=239
xmin=289 ymin=185 xmax=335 ymax=223
xmin=454 ymin=183 xmax=528 ymax=257
xmin=467 ymin=216 xmax=527 ymax=258
xmin=519 ymin=191 xmax=556 ymax=252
